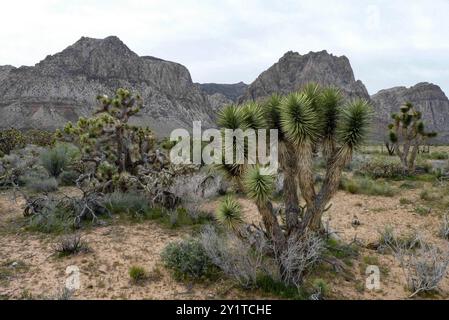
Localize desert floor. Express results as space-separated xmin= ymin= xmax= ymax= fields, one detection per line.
xmin=1 ymin=180 xmax=448 ymax=300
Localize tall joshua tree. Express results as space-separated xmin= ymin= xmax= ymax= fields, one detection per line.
xmin=216 ymin=84 xmax=372 ymax=257
xmin=388 ymin=102 xmax=437 ymax=173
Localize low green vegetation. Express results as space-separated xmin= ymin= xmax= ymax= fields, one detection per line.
xmin=54 ymin=234 xmax=90 ymax=257
xmin=340 ymin=176 xmax=395 ymax=197
xmin=161 ymin=237 xmax=219 ymax=281
xmin=128 ymin=266 xmax=148 ymax=284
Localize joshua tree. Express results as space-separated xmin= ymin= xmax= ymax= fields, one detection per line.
xmin=216 ymin=83 xmax=372 ymax=256
xmin=57 ymin=88 xmax=193 ymax=204
xmin=388 ymin=102 xmax=437 ymax=173
xmin=57 ymin=88 xmax=157 ymax=191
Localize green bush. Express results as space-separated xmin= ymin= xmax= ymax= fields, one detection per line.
xmin=103 ymin=192 xmax=155 ymax=219
xmin=26 ymin=177 xmax=58 ymax=193
xmin=161 ymin=238 xmax=217 ymax=280
xmin=355 ymin=156 xmax=404 ymax=179
xmin=340 ymin=176 xmax=395 ymax=197
xmin=54 ymin=234 xmax=89 ymax=257
xmin=255 ymin=274 xmax=307 ymax=300
xmin=40 ymin=144 xmax=79 ymax=178
xmin=27 ymin=202 xmax=74 ymax=233
xmin=424 ymin=151 xmax=449 ymax=160
xmin=0 ymin=128 xmax=26 ymax=155
xmin=129 ymin=266 xmax=148 ymax=283
xmin=59 ymin=170 xmax=80 ymax=186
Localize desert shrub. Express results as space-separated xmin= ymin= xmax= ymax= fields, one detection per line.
xmin=161 ymin=237 xmax=217 ymax=280
xmin=199 ymin=225 xmax=271 ymax=288
xmin=425 ymin=151 xmax=449 ymax=160
xmin=340 ymin=176 xmax=395 ymax=197
xmin=420 ymin=190 xmax=438 ymax=202
xmin=279 ymin=233 xmax=323 ymax=289
xmin=325 ymin=238 xmax=359 ymax=261
xmin=415 ymin=159 xmax=433 ymax=174
xmin=414 ymin=206 xmax=431 ymax=216
xmin=54 ymin=234 xmax=89 ymax=257
xmin=26 ymin=177 xmax=58 ymax=193
xmin=23 ymin=129 xmax=54 ymax=147
xmin=439 ymin=214 xmax=449 ymax=240
xmin=59 ymin=170 xmax=80 ymax=186
xmin=311 ymin=278 xmax=329 ymax=298
xmin=40 ymin=144 xmax=78 ymax=178
xmin=25 ymin=191 xmax=109 ymax=233
xmin=355 ymin=156 xmax=404 ymax=179
xmin=399 ymin=198 xmax=413 ymax=205
xmin=27 ymin=200 xmax=74 ymax=233
xmin=378 ymin=226 xmax=421 ymax=253
xmin=255 ymin=274 xmax=307 ymax=300
xmin=128 ymin=266 xmax=148 ymax=283
xmin=0 ymin=145 xmax=45 ymax=188
xmin=0 ymin=128 xmax=26 ymax=155
xmin=103 ymin=191 xmax=152 ymax=218
xmin=395 ymin=243 xmax=449 ymax=297
xmin=377 ymin=226 xmax=449 ymax=296
xmin=399 ymin=181 xmax=419 ymax=190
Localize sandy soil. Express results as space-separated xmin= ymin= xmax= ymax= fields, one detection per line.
xmin=0 ymin=190 xmax=248 ymax=300
xmin=1 ymin=183 xmax=449 ymax=300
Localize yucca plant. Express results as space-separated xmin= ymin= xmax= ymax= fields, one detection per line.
xmin=388 ymin=102 xmax=437 ymax=173
xmin=216 ymin=195 xmax=243 ymax=231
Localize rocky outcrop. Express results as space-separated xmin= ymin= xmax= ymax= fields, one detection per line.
xmin=206 ymin=92 xmax=233 ymax=112
xmin=199 ymin=82 xmax=248 ymax=102
xmin=0 ymin=65 xmax=15 ymax=83
xmin=0 ymin=36 xmax=214 ymax=136
xmin=371 ymin=82 xmax=449 ymax=143
xmin=240 ymin=50 xmax=370 ymax=102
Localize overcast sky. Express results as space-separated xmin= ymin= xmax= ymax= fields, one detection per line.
xmin=1 ymin=0 xmax=448 ymax=95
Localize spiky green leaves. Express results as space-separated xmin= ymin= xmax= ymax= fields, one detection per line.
xmin=241 ymin=102 xmax=266 ymax=130
xmin=263 ymin=94 xmax=282 ymax=130
xmin=337 ymin=99 xmax=372 ymax=149
xmin=217 ymin=105 xmax=244 ymax=130
xmin=319 ymin=87 xmax=343 ymax=140
xmin=301 ymin=82 xmax=322 ymax=110
xmin=243 ymin=166 xmax=275 ymax=204
xmin=280 ymin=92 xmax=321 ymax=145
xmin=216 ymin=196 xmax=243 ymax=230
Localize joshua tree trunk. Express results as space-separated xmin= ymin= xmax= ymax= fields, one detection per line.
xmin=279 ymin=142 xmax=300 ymax=231
xmin=300 ymin=149 xmax=348 ymax=232
xmin=257 ymin=201 xmax=287 ymax=254
xmin=296 ymin=142 xmax=316 ymax=208
xmin=385 ymin=142 xmax=395 ymax=156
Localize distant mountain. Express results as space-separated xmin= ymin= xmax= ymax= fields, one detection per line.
xmin=198 ymin=82 xmax=248 ymax=102
xmin=239 ymin=50 xmax=370 ymax=103
xmin=371 ymin=82 xmax=449 ymax=143
xmin=2 ymin=39 xmax=449 ymax=142
xmin=0 ymin=36 xmax=215 ymax=136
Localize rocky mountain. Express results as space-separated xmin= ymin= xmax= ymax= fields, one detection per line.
xmin=240 ymin=50 xmax=370 ymax=103
xmin=0 ymin=65 xmax=15 ymax=82
xmin=198 ymin=82 xmax=248 ymax=101
xmin=0 ymin=36 xmax=215 ymax=136
xmin=371 ymin=82 xmax=449 ymax=143
xmin=2 ymin=39 xmax=449 ymax=143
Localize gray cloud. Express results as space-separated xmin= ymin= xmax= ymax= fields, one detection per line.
xmin=1 ymin=0 xmax=448 ymax=95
